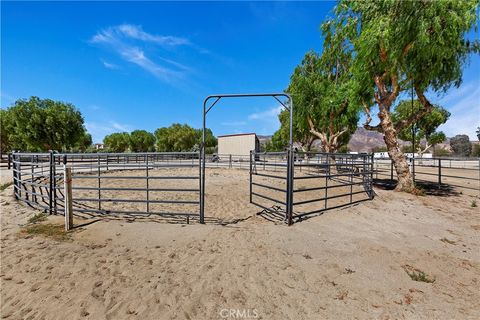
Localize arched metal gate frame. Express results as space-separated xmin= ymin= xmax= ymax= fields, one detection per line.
xmin=201 ymin=93 xmax=294 ymax=225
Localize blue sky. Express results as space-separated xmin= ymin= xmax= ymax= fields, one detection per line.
xmin=1 ymin=1 xmax=479 ymax=143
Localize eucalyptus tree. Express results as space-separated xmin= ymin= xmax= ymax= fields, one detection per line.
xmin=392 ymin=100 xmax=450 ymax=157
xmin=324 ymin=0 xmax=479 ymax=192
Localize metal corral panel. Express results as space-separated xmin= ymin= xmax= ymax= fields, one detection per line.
xmin=217 ymin=133 xmax=259 ymax=156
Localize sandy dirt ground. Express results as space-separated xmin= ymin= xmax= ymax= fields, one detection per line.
xmin=1 ymin=168 xmax=480 ymax=320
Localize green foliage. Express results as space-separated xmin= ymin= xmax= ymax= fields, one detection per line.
xmin=433 ymin=148 xmax=451 ymax=157
xmin=129 ymin=130 xmax=156 ymax=152
xmin=450 ymin=134 xmax=472 ymax=156
xmin=2 ymin=97 xmax=88 ymax=152
xmin=155 ymin=124 xmax=216 ymax=152
xmin=393 ymin=100 xmax=450 ymax=152
xmin=281 ymin=48 xmax=359 ymax=153
xmin=330 ymin=0 xmax=479 ymax=96
xmin=73 ymin=132 xmax=93 ymax=152
xmin=476 ymin=127 xmax=480 ymax=141
xmin=0 ymin=109 xmax=16 ymax=153
xmin=471 ymin=144 xmax=480 ymax=157
xmin=103 ymin=132 xmax=130 ymax=152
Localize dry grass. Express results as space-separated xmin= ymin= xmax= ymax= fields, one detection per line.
xmin=27 ymin=213 xmax=48 ymax=224
xmin=440 ymin=237 xmax=456 ymax=245
xmin=0 ymin=182 xmax=13 ymax=192
xmin=21 ymin=224 xmax=70 ymax=241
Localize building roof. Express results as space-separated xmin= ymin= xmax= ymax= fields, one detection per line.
xmin=217 ymin=133 xmax=257 ymax=138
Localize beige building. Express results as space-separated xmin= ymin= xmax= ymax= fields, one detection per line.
xmin=217 ymin=133 xmax=260 ymax=156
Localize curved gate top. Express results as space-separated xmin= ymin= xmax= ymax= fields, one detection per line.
xmin=200 ymin=93 xmax=294 ymax=225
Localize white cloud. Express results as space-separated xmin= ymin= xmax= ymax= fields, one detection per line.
xmin=85 ymin=121 xmax=133 ymax=143
xmin=90 ymin=24 xmax=192 ymax=83
xmin=248 ymin=106 xmax=283 ymax=121
xmin=101 ymin=60 xmax=119 ymax=70
xmin=438 ymin=84 xmax=480 ymax=140
xmin=116 ymin=24 xmax=190 ymax=46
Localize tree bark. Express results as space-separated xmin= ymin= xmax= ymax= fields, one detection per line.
xmin=378 ymin=104 xmax=416 ymax=192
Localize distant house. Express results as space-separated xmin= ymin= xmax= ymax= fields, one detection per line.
xmin=217 ymin=133 xmax=260 ymax=156
xmin=94 ymin=143 xmax=105 ymax=150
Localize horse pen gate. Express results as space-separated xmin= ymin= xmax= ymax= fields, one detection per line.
xmin=249 ymin=151 xmax=374 ymax=223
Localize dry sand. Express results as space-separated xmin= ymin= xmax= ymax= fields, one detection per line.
xmin=1 ymin=167 xmax=480 ymax=319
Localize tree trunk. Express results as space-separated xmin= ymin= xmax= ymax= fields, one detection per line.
xmin=378 ymin=105 xmax=416 ymax=192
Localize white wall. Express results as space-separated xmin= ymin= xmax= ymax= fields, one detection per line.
xmin=218 ymin=135 xmax=257 ymax=156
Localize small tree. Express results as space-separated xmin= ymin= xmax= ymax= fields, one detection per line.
xmin=450 ymin=134 xmax=472 ymax=157
xmin=476 ymin=127 xmax=480 ymax=141
xmin=392 ymin=100 xmax=450 ymax=157
xmin=103 ymin=132 xmax=130 ymax=152
xmin=325 ymin=1 xmax=479 ymax=192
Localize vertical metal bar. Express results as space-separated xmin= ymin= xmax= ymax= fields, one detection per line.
xmin=350 ymin=157 xmax=353 ymax=204
xmin=412 ymin=156 xmax=416 ymax=183
xmin=438 ymin=158 xmax=442 ymax=187
xmin=146 ymin=154 xmax=150 ymax=213
xmin=370 ymin=153 xmax=374 ymax=199
xmin=325 ymin=154 xmax=328 ymax=210
xmin=249 ymin=151 xmax=253 ymax=204
xmin=49 ymin=150 xmax=53 ymax=215
xmin=390 ymin=159 xmax=394 ymax=181
xmin=53 ymin=154 xmax=57 ymax=214
xmin=64 ymin=166 xmax=73 ymax=231
xmin=97 ymin=154 xmax=101 ymax=210
xmin=31 ymin=155 xmax=35 ymax=203
xmin=229 ymin=154 xmax=232 ymax=169
xmin=8 ymin=153 xmax=11 ymax=170
xmin=12 ymin=154 xmax=18 ymax=200
xmin=200 ymin=99 xmax=206 ymax=224
xmin=198 ymin=150 xmax=202 ymax=221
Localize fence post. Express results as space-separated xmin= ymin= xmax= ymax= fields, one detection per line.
xmin=146 ymin=154 xmax=149 ymax=213
xmin=7 ymin=153 xmax=11 ymax=170
xmin=64 ymin=166 xmax=73 ymax=231
xmin=390 ymin=159 xmax=394 ymax=181
xmin=97 ymin=155 xmax=101 ymax=210
xmin=438 ymin=158 xmax=442 ymax=187
xmin=12 ymin=153 xmax=18 ymax=200
xmin=249 ymin=151 xmax=253 ymax=204
xmin=229 ymin=154 xmax=232 ymax=169
xmin=370 ymin=153 xmax=374 ymax=199
xmin=49 ymin=150 xmax=54 ymax=215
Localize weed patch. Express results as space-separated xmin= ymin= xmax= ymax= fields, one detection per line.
xmin=0 ymin=182 xmax=13 ymax=191
xmin=403 ymin=265 xmax=435 ymax=283
xmin=28 ymin=213 xmax=48 ymax=224
xmin=21 ymin=224 xmax=70 ymax=241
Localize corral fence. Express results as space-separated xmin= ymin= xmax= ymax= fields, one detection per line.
xmin=11 ymin=151 xmax=375 ymax=227
xmin=250 ymin=151 xmax=374 ymax=223
xmin=374 ymin=157 xmax=480 ymax=195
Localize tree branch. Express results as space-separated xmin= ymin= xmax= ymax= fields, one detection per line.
xmin=362 ymin=102 xmax=383 ymax=132
xmin=394 ymin=86 xmax=434 ymax=131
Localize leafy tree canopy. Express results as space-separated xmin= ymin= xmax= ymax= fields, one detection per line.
xmin=450 ymin=134 xmax=472 ymax=156
xmin=103 ymin=132 xmax=130 ymax=152
xmin=154 ymin=124 xmax=217 ymax=152
xmin=3 ymin=96 xmax=89 ymax=152
xmin=392 ymin=100 xmax=450 ymax=154
xmin=129 ymin=130 xmax=156 ymax=152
